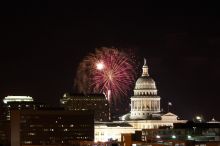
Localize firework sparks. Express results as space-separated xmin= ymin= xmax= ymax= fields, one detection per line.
xmin=74 ymin=47 xmax=137 ymax=103
xmin=96 ymin=62 xmax=105 ymax=70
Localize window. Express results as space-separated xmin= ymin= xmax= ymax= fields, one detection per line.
xmin=28 ymin=132 xmax=35 ymax=136
xmin=24 ymin=141 xmax=32 ymax=144
xmin=50 ymin=128 xmax=54 ymax=131
xmin=43 ymin=129 xmax=49 ymax=131
xmin=64 ymin=128 xmax=68 ymax=131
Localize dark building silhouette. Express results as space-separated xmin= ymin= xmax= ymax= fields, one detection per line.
xmin=0 ymin=101 xmax=9 ymax=146
xmin=122 ymin=121 xmax=220 ymax=145
xmin=11 ymin=109 xmax=94 ymax=146
xmin=60 ymin=93 xmax=110 ymax=121
xmin=0 ymin=96 xmax=49 ymax=146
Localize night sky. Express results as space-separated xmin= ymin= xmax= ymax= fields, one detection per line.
xmin=0 ymin=2 xmax=220 ymax=120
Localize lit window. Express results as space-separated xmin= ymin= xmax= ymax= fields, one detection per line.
xmin=156 ymin=135 xmax=160 ymax=138
xmin=49 ymin=128 xmax=54 ymax=131
xmin=64 ymin=128 xmax=68 ymax=131
xmin=24 ymin=141 xmax=32 ymax=144
xmin=44 ymin=129 xmax=49 ymax=131
xmin=172 ymin=135 xmax=176 ymax=139
xmin=28 ymin=132 xmax=35 ymax=136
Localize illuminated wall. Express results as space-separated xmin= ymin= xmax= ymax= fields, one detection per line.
xmin=94 ymin=122 xmax=136 ymax=142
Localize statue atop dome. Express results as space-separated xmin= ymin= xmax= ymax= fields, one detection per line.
xmin=144 ymin=58 xmax=147 ymax=66
xmin=142 ymin=58 xmax=149 ymax=76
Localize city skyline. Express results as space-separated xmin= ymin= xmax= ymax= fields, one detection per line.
xmin=0 ymin=2 xmax=220 ymax=120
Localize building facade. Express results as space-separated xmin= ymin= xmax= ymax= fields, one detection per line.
xmin=120 ymin=120 xmax=220 ymax=146
xmin=60 ymin=93 xmax=110 ymax=121
xmin=94 ymin=122 xmax=135 ymax=142
xmin=10 ymin=109 xmax=94 ymax=146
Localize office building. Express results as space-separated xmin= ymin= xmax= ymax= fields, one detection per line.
xmin=60 ymin=93 xmax=110 ymax=121
xmin=11 ymin=109 xmax=94 ymax=146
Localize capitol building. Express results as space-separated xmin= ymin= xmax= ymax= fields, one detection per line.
xmin=130 ymin=59 xmax=160 ymax=119
xmin=94 ymin=59 xmax=187 ymax=142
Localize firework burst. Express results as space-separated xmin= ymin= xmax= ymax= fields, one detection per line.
xmin=74 ymin=47 xmax=137 ymax=103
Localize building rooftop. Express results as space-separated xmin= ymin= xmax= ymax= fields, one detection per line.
xmin=62 ymin=93 xmax=106 ymax=99
xmin=95 ymin=122 xmax=133 ymax=127
xmin=174 ymin=121 xmax=220 ymax=129
xmin=3 ymin=96 xmax=33 ymax=104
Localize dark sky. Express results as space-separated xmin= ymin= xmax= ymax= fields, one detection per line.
xmin=0 ymin=2 xmax=220 ymax=120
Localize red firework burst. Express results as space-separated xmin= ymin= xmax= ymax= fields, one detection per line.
xmin=75 ymin=47 xmax=137 ymax=101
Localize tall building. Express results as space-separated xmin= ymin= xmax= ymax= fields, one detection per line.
xmin=2 ymin=96 xmax=46 ymax=120
xmin=10 ymin=109 xmax=94 ymax=146
xmin=0 ymin=101 xmax=9 ymax=146
xmin=130 ymin=59 xmax=160 ymax=119
xmin=60 ymin=93 xmax=110 ymax=121
xmin=0 ymin=96 xmax=50 ymax=146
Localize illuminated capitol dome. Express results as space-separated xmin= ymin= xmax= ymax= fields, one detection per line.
xmin=130 ymin=59 xmax=161 ymax=119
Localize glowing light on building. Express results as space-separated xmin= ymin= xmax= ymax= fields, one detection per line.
xmin=172 ymin=135 xmax=176 ymax=139
xmin=3 ymin=96 xmax=34 ymax=104
xmin=156 ymin=135 xmax=160 ymax=138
